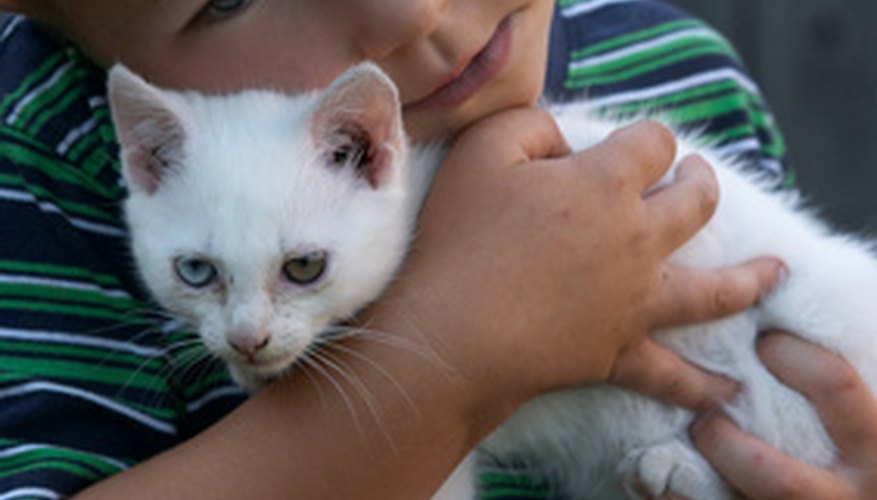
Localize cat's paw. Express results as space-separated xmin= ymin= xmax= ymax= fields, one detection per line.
xmin=618 ymin=441 xmax=735 ymax=500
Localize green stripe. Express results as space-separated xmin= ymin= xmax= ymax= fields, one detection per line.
xmin=0 ymin=136 xmax=117 ymax=197
xmin=179 ymin=365 xmax=235 ymax=397
xmin=0 ymin=446 xmax=124 ymax=477
xmin=571 ymin=19 xmax=703 ymax=60
xmin=0 ymin=177 xmax=121 ymax=223
xmin=604 ymin=79 xmax=748 ymax=114
xmin=0 ymin=260 xmax=123 ymax=287
xmin=15 ymin=65 xmax=85 ymax=131
xmin=0 ymin=172 xmax=24 ymax=188
xmin=27 ymin=82 xmax=86 ymax=137
xmin=0 ymin=283 xmax=139 ymax=310
xmin=0 ymin=52 xmax=67 ymax=116
xmin=568 ymin=43 xmax=732 ymax=86
xmin=0 ymin=353 xmax=169 ymax=391
xmin=558 ymin=0 xmax=591 ymax=8
xmin=570 ymin=35 xmax=727 ymax=79
xmin=0 ymin=339 xmax=163 ymax=371
xmin=0 ymin=458 xmax=103 ymax=482
xmin=0 ymin=299 xmax=152 ymax=324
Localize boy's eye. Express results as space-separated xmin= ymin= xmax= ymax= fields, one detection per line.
xmin=199 ymin=0 xmax=254 ymax=21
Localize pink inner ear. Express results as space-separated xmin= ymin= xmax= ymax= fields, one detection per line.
xmin=312 ymin=66 xmax=403 ymax=189
xmin=108 ymin=66 xmax=186 ymax=195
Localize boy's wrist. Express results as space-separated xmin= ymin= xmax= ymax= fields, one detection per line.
xmin=359 ymin=268 xmax=525 ymax=449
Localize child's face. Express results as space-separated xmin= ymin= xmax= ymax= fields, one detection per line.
xmin=52 ymin=0 xmax=555 ymax=140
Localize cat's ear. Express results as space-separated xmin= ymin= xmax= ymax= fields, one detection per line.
xmin=108 ymin=65 xmax=188 ymax=195
xmin=312 ymin=63 xmax=405 ymax=190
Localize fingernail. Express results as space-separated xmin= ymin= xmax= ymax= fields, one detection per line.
xmin=777 ymin=262 xmax=790 ymax=284
xmin=761 ymin=261 xmax=789 ymax=300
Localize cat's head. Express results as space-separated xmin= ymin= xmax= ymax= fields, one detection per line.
xmin=109 ymin=63 xmax=413 ymax=390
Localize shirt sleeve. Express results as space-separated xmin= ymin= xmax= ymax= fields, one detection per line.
xmin=0 ymin=17 xmax=245 ymax=497
xmin=543 ymin=0 xmax=794 ymax=189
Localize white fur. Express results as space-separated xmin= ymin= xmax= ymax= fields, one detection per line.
xmin=442 ymin=104 xmax=877 ymax=499
xmin=110 ymin=64 xmax=440 ymax=390
xmin=110 ymin=64 xmax=877 ymax=499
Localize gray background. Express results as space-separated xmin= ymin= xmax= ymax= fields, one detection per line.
xmin=669 ymin=0 xmax=877 ymax=233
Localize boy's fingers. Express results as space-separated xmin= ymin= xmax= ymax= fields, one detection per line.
xmin=581 ymin=120 xmax=677 ymax=192
xmin=649 ymin=257 xmax=785 ymax=327
xmin=644 ymin=154 xmax=719 ymax=256
xmin=758 ymin=332 xmax=877 ymax=465
xmin=691 ymin=413 xmax=855 ymax=500
xmin=610 ymin=339 xmax=738 ymax=411
xmin=458 ymin=107 xmax=571 ymax=163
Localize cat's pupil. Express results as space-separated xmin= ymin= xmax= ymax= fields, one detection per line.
xmin=283 ymin=251 xmax=327 ymax=285
xmin=173 ymin=257 xmax=218 ymax=288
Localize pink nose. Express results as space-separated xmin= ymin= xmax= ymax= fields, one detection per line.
xmin=227 ymin=330 xmax=270 ymax=357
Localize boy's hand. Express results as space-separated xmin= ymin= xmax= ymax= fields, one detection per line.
xmin=393 ymin=107 xmax=783 ymax=418
xmin=692 ymin=332 xmax=877 ymax=499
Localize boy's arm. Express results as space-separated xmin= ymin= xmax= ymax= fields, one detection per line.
xmin=75 ymin=110 xmax=780 ymax=500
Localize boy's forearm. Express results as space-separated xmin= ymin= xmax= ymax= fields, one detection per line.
xmin=73 ymin=301 xmax=492 ymax=500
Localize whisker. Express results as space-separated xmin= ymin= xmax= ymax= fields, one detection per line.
xmin=321 ymin=324 xmax=446 ymax=370
xmin=310 ymin=346 xmax=394 ymax=450
xmin=298 ymin=349 xmax=365 ymax=438
xmin=288 ymin=356 xmax=328 ymax=408
xmin=319 ymin=339 xmax=420 ymax=420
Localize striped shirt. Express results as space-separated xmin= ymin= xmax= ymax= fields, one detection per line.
xmin=0 ymin=1 xmax=789 ymax=498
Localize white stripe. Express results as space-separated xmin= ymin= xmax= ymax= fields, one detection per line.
xmin=0 ymin=488 xmax=61 ymax=500
xmin=760 ymin=158 xmax=784 ymax=175
xmin=0 ymin=188 xmax=126 ymax=238
xmin=570 ymin=28 xmax=720 ymax=71
xmin=5 ymin=61 xmax=76 ymax=126
xmin=714 ymin=138 xmax=762 ymax=159
xmin=0 ymin=327 xmax=166 ymax=358
xmin=0 ymin=381 xmax=177 ymax=435
xmin=0 ymin=15 xmax=23 ymax=43
xmin=562 ymin=0 xmax=639 ymax=18
xmin=56 ymin=115 xmax=100 ymax=155
xmin=0 ymin=273 xmax=132 ymax=300
xmin=0 ymin=443 xmax=129 ymax=472
xmin=185 ymin=385 xmax=246 ymax=413
xmin=585 ymin=67 xmax=760 ymax=110
xmin=88 ymin=96 xmax=108 ymax=109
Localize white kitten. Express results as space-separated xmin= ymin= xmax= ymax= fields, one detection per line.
xmin=108 ymin=64 xmax=438 ymax=391
xmin=109 ymin=64 xmax=877 ymax=499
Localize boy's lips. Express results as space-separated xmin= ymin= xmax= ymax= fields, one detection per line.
xmin=405 ymin=15 xmax=514 ymax=111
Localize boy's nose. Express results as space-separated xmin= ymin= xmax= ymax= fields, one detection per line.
xmin=353 ymin=0 xmax=447 ymax=59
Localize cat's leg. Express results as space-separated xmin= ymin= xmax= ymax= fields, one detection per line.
xmin=618 ymin=439 xmax=736 ymax=500
xmin=432 ymin=452 xmax=477 ymax=500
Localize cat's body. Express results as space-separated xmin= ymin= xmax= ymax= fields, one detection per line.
xmin=109 ymin=64 xmax=877 ymax=499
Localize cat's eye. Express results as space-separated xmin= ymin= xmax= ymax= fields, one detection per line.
xmin=174 ymin=257 xmax=219 ymax=288
xmin=283 ymin=251 xmax=328 ymax=285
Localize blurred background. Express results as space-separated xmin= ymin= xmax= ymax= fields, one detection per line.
xmin=670 ymin=0 xmax=877 ymax=233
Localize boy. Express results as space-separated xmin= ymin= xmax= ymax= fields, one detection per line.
xmin=0 ymin=0 xmax=873 ymax=498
